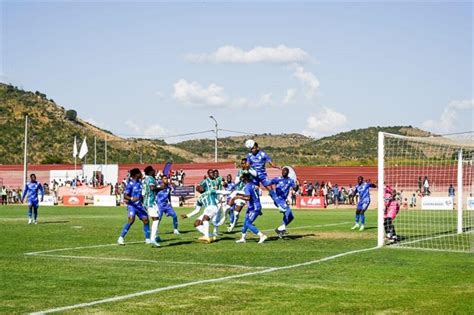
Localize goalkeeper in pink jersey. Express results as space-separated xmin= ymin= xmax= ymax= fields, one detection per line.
xmin=384 ymin=186 xmax=400 ymax=243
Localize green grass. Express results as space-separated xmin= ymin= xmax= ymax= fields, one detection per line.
xmin=0 ymin=206 xmax=473 ymax=314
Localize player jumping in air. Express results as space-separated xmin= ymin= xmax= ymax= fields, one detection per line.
xmin=246 ymin=142 xmax=280 ymax=204
xmin=156 ymin=174 xmax=180 ymax=235
xmin=21 ymin=174 xmax=44 ymax=224
xmin=384 ymin=186 xmax=401 ymax=243
xmin=271 ymin=167 xmax=297 ymax=238
xmin=350 ymin=176 xmax=376 ymax=231
xmin=118 ymin=168 xmax=150 ymax=245
xmin=143 ymin=166 xmax=161 ymax=247
xmin=232 ymin=173 xmax=268 ymax=244
xmin=227 ymin=158 xmax=257 ymax=232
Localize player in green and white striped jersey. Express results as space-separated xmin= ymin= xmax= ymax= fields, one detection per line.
xmin=199 ymin=169 xmax=216 ymax=192
xmin=143 ymin=166 xmax=160 ymax=248
xmin=182 ymin=184 xmax=229 ymax=243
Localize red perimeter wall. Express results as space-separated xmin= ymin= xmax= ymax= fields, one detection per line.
xmin=0 ymin=163 xmax=470 ymax=190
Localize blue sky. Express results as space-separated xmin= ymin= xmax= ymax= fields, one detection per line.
xmin=1 ymin=1 xmax=472 ymax=142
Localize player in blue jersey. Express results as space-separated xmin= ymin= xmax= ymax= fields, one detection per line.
xmin=246 ymin=142 xmax=280 ymax=205
xmin=156 ymin=174 xmax=180 ymax=235
xmin=270 ymin=167 xmax=297 ymax=238
xmin=21 ymin=174 xmax=44 ymax=224
xmin=232 ymin=173 xmax=268 ymax=244
xmin=117 ymin=168 xmax=150 ymax=245
xmin=227 ymin=158 xmax=256 ymax=232
xmin=350 ymin=176 xmax=377 ymax=231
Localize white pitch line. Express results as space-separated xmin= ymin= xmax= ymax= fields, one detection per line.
xmin=0 ymin=215 xmax=117 ymax=222
xmin=264 ymin=221 xmax=353 ymax=232
xmin=28 ymin=253 xmax=270 ymax=270
xmin=24 ymin=222 xmax=352 ymax=257
xmin=29 ymin=246 xmax=378 ymax=314
xmin=392 ymin=230 xmax=474 ymax=253
xmin=24 ymin=241 xmax=144 ymax=256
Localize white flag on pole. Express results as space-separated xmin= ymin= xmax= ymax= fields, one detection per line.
xmin=73 ymin=136 xmax=78 ymax=158
xmin=79 ymin=137 xmax=88 ymax=159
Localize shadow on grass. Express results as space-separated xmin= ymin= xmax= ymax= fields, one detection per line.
xmin=165 ymin=240 xmax=194 ymax=247
xmin=268 ymin=233 xmax=317 ymax=242
xmin=40 ymin=220 xmax=70 ymax=224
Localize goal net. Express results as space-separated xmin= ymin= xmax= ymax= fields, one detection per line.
xmin=377 ymin=132 xmax=474 ymax=253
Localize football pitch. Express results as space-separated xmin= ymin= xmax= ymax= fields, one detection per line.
xmin=1 ymin=206 xmax=473 ymax=314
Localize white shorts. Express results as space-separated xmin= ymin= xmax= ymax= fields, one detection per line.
xmin=146 ymin=204 xmax=159 ymax=217
xmin=230 ymin=190 xmax=246 ymax=207
xmin=203 ymin=205 xmax=219 ymax=218
xmin=198 ymin=205 xmax=225 ymax=226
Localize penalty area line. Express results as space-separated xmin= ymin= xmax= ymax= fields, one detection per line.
xmin=27 ymin=253 xmax=271 ymax=270
xmin=24 ymin=222 xmax=352 ymax=256
xmin=29 ymin=246 xmax=378 ymax=314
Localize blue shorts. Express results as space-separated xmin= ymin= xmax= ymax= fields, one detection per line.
xmin=357 ymin=199 xmax=371 ymax=211
xmin=127 ymin=205 xmax=148 ymax=220
xmin=245 ymin=209 xmax=262 ymax=224
xmin=273 ymin=195 xmax=289 ymax=212
xmin=252 ymin=172 xmax=272 ymax=187
xmin=158 ymin=204 xmax=176 ymax=219
xmin=28 ymin=200 xmax=39 ymax=208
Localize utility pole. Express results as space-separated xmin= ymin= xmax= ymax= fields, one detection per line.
xmin=22 ymin=115 xmax=28 ymax=189
xmin=104 ymin=135 xmax=108 ymax=165
xmin=94 ymin=136 xmax=97 ymax=165
xmin=209 ymin=115 xmax=218 ymax=162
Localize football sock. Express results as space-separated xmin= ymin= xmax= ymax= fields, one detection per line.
xmin=202 ymin=220 xmax=209 ymax=237
xmin=120 ymin=222 xmax=133 ymax=238
xmin=143 ymin=221 xmax=150 ymax=239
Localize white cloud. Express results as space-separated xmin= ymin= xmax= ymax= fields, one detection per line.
xmin=85 ymin=117 xmax=108 ymax=130
xmin=143 ymin=124 xmax=169 ymax=137
xmin=173 ymin=79 xmax=227 ymax=106
xmin=185 ymin=45 xmax=310 ymax=64
xmin=0 ymin=74 xmax=9 ymax=84
xmin=293 ymin=64 xmax=320 ymax=99
xmin=260 ymin=93 xmax=272 ymax=105
xmin=173 ymin=79 xmax=277 ymax=108
xmin=422 ymin=99 xmax=474 ymax=133
xmin=125 ymin=120 xmax=141 ymax=134
xmin=303 ymin=107 xmax=348 ymax=138
xmin=125 ymin=120 xmax=169 ymax=138
xmin=283 ymin=88 xmax=296 ymax=104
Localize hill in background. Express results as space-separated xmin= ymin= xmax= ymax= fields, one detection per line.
xmin=176 ymin=126 xmax=433 ymax=166
xmin=0 ymin=83 xmax=433 ymax=166
xmin=0 ymin=83 xmax=192 ymax=164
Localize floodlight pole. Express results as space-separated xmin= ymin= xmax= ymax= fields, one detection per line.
xmin=22 ymin=115 xmax=28 ymax=189
xmin=104 ymin=135 xmax=108 ymax=165
xmin=209 ymin=115 xmax=218 ymax=162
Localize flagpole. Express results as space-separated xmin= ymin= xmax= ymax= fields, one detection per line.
xmin=74 ymin=136 xmax=77 ymax=173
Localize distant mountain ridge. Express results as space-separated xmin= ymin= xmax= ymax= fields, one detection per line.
xmin=0 ymin=83 xmax=432 ymax=165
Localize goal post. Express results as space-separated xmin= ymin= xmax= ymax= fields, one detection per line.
xmin=377 ymin=131 xmax=473 ymax=252
xmin=377 ymin=132 xmax=385 ymax=247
